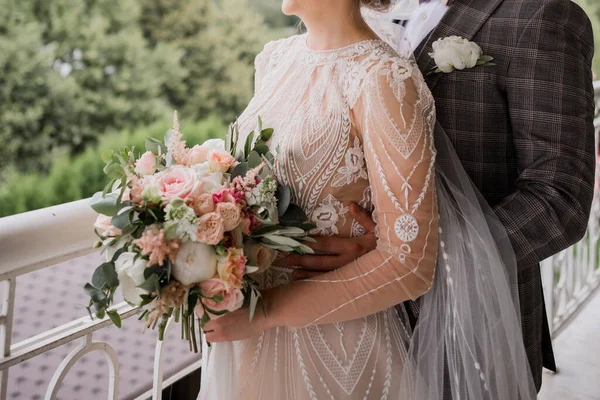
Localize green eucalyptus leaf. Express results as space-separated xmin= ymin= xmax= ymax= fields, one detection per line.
xmin=231 ymin=162 xmax=249 ymax=179
xmin=105 ymin=164 xmax=124 ymax=180
xmin=138 ymin=274 xmax=161 ymax=292
xmin=91 ymin=192 xmax=120 ymax=217
xmin=254 ymin=143 xmax=269 ymax=156
xmin=249 ymin=290 xmax=258 ymax=322
xmin=111 ymin=210 xmax=132 ymax=230
xmin=247 ymin=151 xmax=262 ymax=169
xmin=479 ymin=55 xmax=494 ymax=62
xmin=276 ymin=186 xmax=291 ymax=217
xmin=102 ymin=149 xmax=115 ymax=164
xmin=107 ymin=310 xmax=122 ymax=328
xmin=84 ymin=283 xmax=107 ymax=304
xmin=260 ymin=128 xmax=274 ymax=142
xmin=244 ymin=132 xmax=255 ymax=159
xmin=102 ymin=262 xmax=119 ymax=287
xmin=102 ymin=179 xmax=116 ymax=197
xmin=263 ymin=234 xmax=303 ymax=247
xmin=91 ymin=266 xmax=107 ymax=289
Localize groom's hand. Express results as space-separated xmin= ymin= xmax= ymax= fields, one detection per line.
xmin=286 ymin=202 xmax=377 ymax=280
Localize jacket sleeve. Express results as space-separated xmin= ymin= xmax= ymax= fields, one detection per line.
xmin=493 ymin=0 xmax=596 ymax=266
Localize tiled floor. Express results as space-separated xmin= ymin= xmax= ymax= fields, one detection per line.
xmin=539 ymin=290 xmax=600 ymax=400
xmin=6 ymin=254 xmax=200 ymax=400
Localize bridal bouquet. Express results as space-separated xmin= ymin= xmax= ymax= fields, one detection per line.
xmin=85 ymin=113 xmax=314 ymax=351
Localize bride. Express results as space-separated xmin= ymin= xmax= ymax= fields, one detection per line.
xmin=199 ymin=0 xmax=537 ymax=399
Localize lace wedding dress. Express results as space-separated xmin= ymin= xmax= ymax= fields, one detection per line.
xmin=198 ymin=34 xmax=439 ymax=400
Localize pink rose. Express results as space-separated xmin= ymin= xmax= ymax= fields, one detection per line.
xmin=207 ymin=150 xmax=236 ymax=173
xmin=187 ymin=145 xmax=210 ymax=165
xmin=193 ymin=193 xmax=215 ymax=215
xmin=195 ymin=279 xmax=244 ymax=319
xmin=217 ymin=248 xmax=247 ymax=290
xmin=196 ymin=212 xmax=225 ymax=245
xmin=212 ymin=189 xmax=236 ymax=204
xmin=217 ymin=202 xmax=242 ymax=232
xmin=135 ymin=151 xmax=158 ymax=176
xmin=94 ymin=214 xmax=121 ymax=237
xmin=154 ymin=165 xmax=203 ymax=203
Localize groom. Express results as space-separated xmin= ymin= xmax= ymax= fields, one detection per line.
xmin=287 ymin=0 xmax=597 ymax=393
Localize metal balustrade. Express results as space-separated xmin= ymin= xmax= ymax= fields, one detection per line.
xmin=541 ymin=81 xmax=600 ymax=337
xmin=1 ymin=83 xmax=599 ymax=399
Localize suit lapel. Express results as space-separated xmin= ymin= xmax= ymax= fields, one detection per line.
xmin=415 ymin=0 xmax=505 ymax=89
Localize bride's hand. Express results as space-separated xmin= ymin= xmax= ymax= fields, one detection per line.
xmin=283 ymin=202 xmax=377 ymax=280
xmin=203 ymin=294 xmax=275 ymax=342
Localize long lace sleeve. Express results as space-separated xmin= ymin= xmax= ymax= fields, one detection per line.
xmin=267 ymin=59 xmax=439 ymax=327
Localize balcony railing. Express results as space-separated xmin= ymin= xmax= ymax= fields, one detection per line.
xmin=1 ymin=82 xmax=599 ymax=400
xmin=541 ymin=81 xmax=600 ymax=336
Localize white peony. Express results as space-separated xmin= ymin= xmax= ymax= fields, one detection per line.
xmin=429 ymin=36 xmax=482 ymax=73
xmin=114 ymin=252 xmax=149 ymax=306
xmin=172 ymin=241 xmax=218 ymax=285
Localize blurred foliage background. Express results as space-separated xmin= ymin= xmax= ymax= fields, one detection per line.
xmin=0 ymin=0 xmax=596 ymax=217
xmin=0 ymin=0 xmax=296 ymax=217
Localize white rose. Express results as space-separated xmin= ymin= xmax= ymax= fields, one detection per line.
xmin=202 ymin=139 xmax=226 ymax=151
xmin=203 ymin=172 xmax=228 ymax=194
xmin=430 ymin=36 xmax=482 ymax=73
xmin=115 ymin=252 xmax=149 ymax=306
xmin=172 ymin=241 xmax=218 ymax=285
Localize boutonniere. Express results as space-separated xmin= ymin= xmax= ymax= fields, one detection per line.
xmin=427 ymin=36 xmax=495 ymax=75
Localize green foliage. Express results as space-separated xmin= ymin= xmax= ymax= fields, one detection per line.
xmin=0 ymin=117 xmax=226 ymax=217
xmin=0 ymin=0 xmax=185 ymax=173
xmin=139 ymin=0 xmax=271 ymax=123
xmin=251 ymin=0 xmax=298 ymax=29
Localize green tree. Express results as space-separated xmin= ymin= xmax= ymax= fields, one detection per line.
xmin=0 ymin=0 xmax=185 ymax=173
xmin=251 ymin=0 xmax=297 ymax=29
xmin=139 ymin=0 xmax=270 ymax=123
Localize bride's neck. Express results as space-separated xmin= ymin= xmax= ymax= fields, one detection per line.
xmin=303 ymin=8 xmax=377 ymax=51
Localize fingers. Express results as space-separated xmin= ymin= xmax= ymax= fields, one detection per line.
xmin=285 ymin=253 xmax=343 ymax=270
xmin=305 ymin=236 xmax=337 ymax=253
xmin=349 ymin=202 xmax=376 ymax=232
xmin=292 ymin=269 xmax=324 ymax=280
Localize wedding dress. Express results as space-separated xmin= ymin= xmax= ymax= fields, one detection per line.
xmin=198 ymin=29 xmax=537 ymax=400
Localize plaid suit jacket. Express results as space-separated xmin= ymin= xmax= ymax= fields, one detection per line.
xmin=404 ymin=0 xmax=596 ymax=393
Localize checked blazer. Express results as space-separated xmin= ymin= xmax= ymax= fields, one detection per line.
xmin=404 ymin=0 xmax=597 ymax=393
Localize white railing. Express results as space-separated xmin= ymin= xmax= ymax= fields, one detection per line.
xmin=0 ymin=200 xmax=200 ymax=400
xmin=541 ymin=81 xmax=600 ymax=336
xmin=1 ymin=83 xmax=599 ymax=399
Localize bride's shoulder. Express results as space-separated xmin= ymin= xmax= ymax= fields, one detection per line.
xmin=256 ymin=35 xmax=303 ymax=64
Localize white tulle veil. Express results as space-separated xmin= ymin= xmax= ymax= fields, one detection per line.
xmin=365 ymin=1 xmax=538 ymax=398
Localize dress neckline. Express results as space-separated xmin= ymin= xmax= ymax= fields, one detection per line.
xmin=297 ymin=34 xmax=386 ymax=65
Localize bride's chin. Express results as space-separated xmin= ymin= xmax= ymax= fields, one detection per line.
xmin=281 ymin=0 xmax=298 ymax=16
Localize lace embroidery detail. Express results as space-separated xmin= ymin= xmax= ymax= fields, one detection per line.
xmin=332 ymin=137 xmax=368 ymax=188
xmin=351 ymin=187 xmax=373 ymax=238
xmin=311 ymin=194 xmax=349 ymax=236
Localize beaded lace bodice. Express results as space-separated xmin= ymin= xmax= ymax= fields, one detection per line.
xmin=200 ymin=34 xmax=439 ymax=400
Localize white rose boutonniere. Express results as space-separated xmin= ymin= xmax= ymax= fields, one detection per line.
xmin=428 ymin=36 xmax=495 ymax=75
